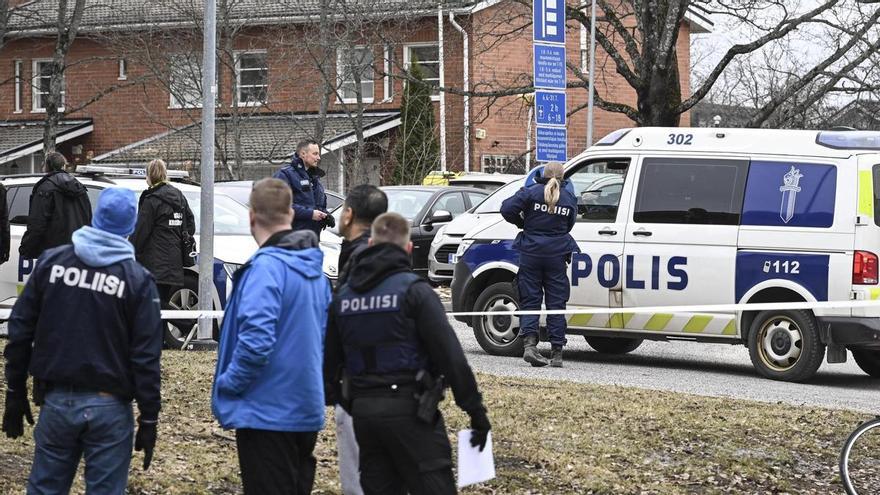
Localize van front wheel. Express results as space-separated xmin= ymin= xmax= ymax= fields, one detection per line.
xmin=747 ymin=310 xmax=824 ymax=382
xmin=852 ymin=349 xmax=880 ymax=378
xmin=472 ymin=282 xmax=524 ymax=357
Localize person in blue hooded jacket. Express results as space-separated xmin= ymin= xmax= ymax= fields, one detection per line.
xmin=3 ymin=187 xmax=162 ymax=493
xmin=501 ymin=162 xmax=579 ymax=367
xmin=273 ymin=139 xmax=331 ymax=236
xmin=212 ymin=178 xmax=331 ymax=495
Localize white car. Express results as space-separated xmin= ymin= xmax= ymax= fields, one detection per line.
xmin=0 ymin=171 xmax=340 ymax=347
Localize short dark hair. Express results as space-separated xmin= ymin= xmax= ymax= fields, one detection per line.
xmin=344 ymin=185 xmax=388 ymax=225
xmin=44 ymin=152 xmax=67 ymax=172
xmin=250 ymin=178 xmax=292 ymax=226
xmin=296 ymin=140 xmax=319 ymax=154
xmin=371 ymin=212 xmax=410 ymax=249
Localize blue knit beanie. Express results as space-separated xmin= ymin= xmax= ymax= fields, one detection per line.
xmin=92 ymin=187 xmax=137 ymax=236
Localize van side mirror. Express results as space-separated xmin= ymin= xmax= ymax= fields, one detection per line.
xmin=426 ymin=210 xmax=453 ymax=224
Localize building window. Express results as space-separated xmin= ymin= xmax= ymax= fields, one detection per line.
xmin=14 ymin=60 xmax=22 ymax=113
xmin=235 ymin=51 xmax=268 ymax=106
xmin=404 ymin=44 xmax=440 ymax=99
xmin=383 ymin=44 xmax=393 ymax=102
xmin=32 ymin=59 xmax=65 ymax=112
xmin=169 ymin=53 xmax=203 ymax=109
xmin=118 ymin=59 xmax=127 ymax=80
xmin=337 ymin=46 xmax=374 ymax=104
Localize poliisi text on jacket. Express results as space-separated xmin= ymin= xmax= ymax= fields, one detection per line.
xmin=339 ymin=293 xmax=400 ymax=315
xmin=48 ymin=264 xmax=126 ymax=298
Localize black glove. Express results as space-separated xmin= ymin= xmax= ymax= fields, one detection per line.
xmin=134 ymin=418 xmax=158 ymax=470
xmin=323 ymin=213 xmax=336 ymax=229
xmin=469 ymin=408 xmax=491 ymax=452
xmin=2 ymin=390 xmax=34 ymax=439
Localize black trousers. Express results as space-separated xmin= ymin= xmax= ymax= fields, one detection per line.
xmin=352 ymin=401 xmax=456 ymax=495
xmin=235 ymin=428 xmax=318 ymax=495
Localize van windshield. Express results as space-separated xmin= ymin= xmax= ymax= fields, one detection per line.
xmin=474 ymin=179 xmax=525 ymax=213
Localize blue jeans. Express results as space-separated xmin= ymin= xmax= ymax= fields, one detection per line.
xmin=27 ymin=389 xmax=134 ymax=495
xmin=518 ymin=253 xmax=570 ymax=347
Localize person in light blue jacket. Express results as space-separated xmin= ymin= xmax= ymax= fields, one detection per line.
xmin=212 ymin=178 xmax=331 ymax=495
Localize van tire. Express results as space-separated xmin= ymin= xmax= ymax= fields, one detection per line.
xmin=585 ymin=336 xmax=643 ymax=354
xmin=162 ymin=273 xmax=220 ymax=349
xmin=747 ymin=310 xmax=824 ymax=382
xmin=472 ymin=282 xmax=524 ymax=357
xmin=852 ymin=350 xmax=880 ymax=378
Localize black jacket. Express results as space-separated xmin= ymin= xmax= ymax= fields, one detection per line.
xmin=20 ymin=171 xmax=92 ymax=259
xmin=336 ymin=230 xmax=370 ymax=289
xmin=324 ymin=243 xmax=485 ymax=416
xmin=130 ymin=183 xmax=196 ymax=287
xmin=0 ymin=184 xmax=10 ymax=264
xmin=4 ymin=243 xmax=163 ymax=421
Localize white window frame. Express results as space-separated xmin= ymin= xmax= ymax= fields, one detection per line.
xmin=14 ymin=60 xmax=22 ymax=113
xmin=118 ymin=59 xmax=127 ymax=80
xmin=32 ymin=59 xmax=65 ymax=113
xmin=234 ymin=50 xmax=268 ymax=107
xmin=403 ymin=43 xmax=441 ymax=101
xmin=168 ymin=53 xmax=204 ymax=109
xmin=336 ymin=46 xmax=375 ymax=104
xmin=382 ymin=44 xmax=393 ymax=102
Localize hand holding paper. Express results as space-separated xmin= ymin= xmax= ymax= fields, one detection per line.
xmin=457 ymin=429 xmax=496 ymax=488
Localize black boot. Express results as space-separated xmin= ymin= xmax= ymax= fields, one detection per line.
xmin=550 ymin=345 xmax=563 ymax=368
xmin=522 ymin=335 xmax=549 ymax=367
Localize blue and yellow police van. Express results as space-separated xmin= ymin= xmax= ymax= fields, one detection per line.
xmin=451 ymin=127 xmax=880 ymax=382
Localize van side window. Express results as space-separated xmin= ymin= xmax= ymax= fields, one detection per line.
xmin=566 ymin=159 xmax=630 ymax=222
xmin=8 ymin=185 xmax=33 ymax=224
xmin=872 ymin=165 xmax=880 ymax=227
xmin=634 ymin=158 xmax=748 ymax=225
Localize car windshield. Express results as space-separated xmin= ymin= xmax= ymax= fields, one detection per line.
xmin=182 ymin=192 xmax=251 ymax=235
xmin=385 ymin=189 xmax=435 ymax=220
xmin=474 ymin=179 xmax=525 ymax=213
xmin=217 ymin=185 xmax=251 ymax=206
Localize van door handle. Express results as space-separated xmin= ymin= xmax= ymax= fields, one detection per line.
xmin=632 ymin=230 xmax=653 ymax=237
xmin=598 ymin=229 xmax=617 ymax=236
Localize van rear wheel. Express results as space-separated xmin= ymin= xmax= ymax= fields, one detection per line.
xmin=747 ymin=310 xmax=824 ymax=382
xmin=163 ymin=274 xmax=220 ymax=349
xmin=472 ymin=282 xmax=524 ymax=357
xmin=852 ymin=349 xmax=880 ymax=378
xmin=585 ymin=336 xmax=643 ymax=354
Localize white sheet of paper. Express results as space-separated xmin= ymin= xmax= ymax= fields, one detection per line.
xmin=457 ymin=429 xmax=496 ymax=488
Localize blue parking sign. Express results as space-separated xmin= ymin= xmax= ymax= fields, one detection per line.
xmin=533 ymin=44 xmax=566 ymax=90
xmin=535 ymin=90 xmax=566 ymax=126
xmin=533 ymin=0 xmax=566 ymax=45
xmin=536 ymin=126 xmax=567 ymax=162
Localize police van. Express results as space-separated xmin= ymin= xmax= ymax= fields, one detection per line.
xmin=451 ymin=128 xmax=880 ymax=382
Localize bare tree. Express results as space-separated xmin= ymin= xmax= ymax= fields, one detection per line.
xmin=41 ymin=0 xmax=85 ymax=152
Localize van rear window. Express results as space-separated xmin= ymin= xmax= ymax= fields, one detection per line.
xmin=873 ymin=165 xmax=880 ymax=227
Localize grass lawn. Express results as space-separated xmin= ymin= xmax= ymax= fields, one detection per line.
xmin=0 ymin=351 xmax=869 ymax=494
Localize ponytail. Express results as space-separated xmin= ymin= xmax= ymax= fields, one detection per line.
xmin=542 ymin=162 xmax=565 ymax=211
xmin=544 ymin=178 xmax=560 ymax=211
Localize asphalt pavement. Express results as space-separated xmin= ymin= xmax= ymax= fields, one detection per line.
xmin=449 ymin=318 xmax=880 ymax=414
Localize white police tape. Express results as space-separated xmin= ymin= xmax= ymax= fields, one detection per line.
xmin=0 ymin=299 xmax=877 ymax=323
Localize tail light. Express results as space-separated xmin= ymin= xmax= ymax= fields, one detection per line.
xmin=853 ymin=251 xmax=879 ymax=285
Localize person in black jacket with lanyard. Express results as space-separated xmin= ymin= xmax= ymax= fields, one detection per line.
xmin=131 ymin=159 xmax=195 ymax=345
xmin=325 ymin=213 xmax=491 ymax=495
xmin=20 ymin=152 xmax=91 ymax=260
xmin=501 ymin=162 xmax=579 ymax=368
xmin=3 ymin=187 xmax=163 ymax=493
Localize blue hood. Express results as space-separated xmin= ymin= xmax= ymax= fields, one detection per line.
xmin=252 ymin=231 xmax=324 ymax=280
xmin=72 ymin=226 xmax=135 ymax=267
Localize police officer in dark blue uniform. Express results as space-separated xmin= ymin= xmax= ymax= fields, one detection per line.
xmin=324 ymin=212 xmax=491 ymax=495
xmin=501 ymin=162 xmax=578 ymax=367
xmin=273 ymin=139 xmax=332 ymax=236
xmin=2 ymin=187 xmax=163 ymax=493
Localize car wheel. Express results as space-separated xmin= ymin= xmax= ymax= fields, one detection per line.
xmin=747 ymin=310 xmax=824 ymax=382
xmin=585 ymin=336 xmax=643 ymax=354
xmin=163 ymin=274 xmax=219 ymax=349
xmin=472 ymin=282 xmax=524 ymax=357
xmin=852 ymin=349 xmax=880 ymax=378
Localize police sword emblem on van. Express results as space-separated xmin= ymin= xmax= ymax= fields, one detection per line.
xmin=779 ymin=165 xmax=804 ymax=224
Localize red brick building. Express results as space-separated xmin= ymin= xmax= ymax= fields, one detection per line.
xmin=0 ymin=0 xmax=710 ymax=191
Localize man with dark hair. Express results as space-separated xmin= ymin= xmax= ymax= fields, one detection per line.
xmin=328 ymin=184 xmax=387 ymax=495
xmin=213 ymin=178 xmax=331 ymax=495
xmin=273 ymin=139 xmax=330 ymax=236
xmin=20 ymin=152 xmax=92 ymax=259
xmin=325 ymin=212 xmax=492 ymax=495
xmin=337 ymin=185 xmax=388 ymax=286
xmin=3 ymin=187 xmax=162 ymax=493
